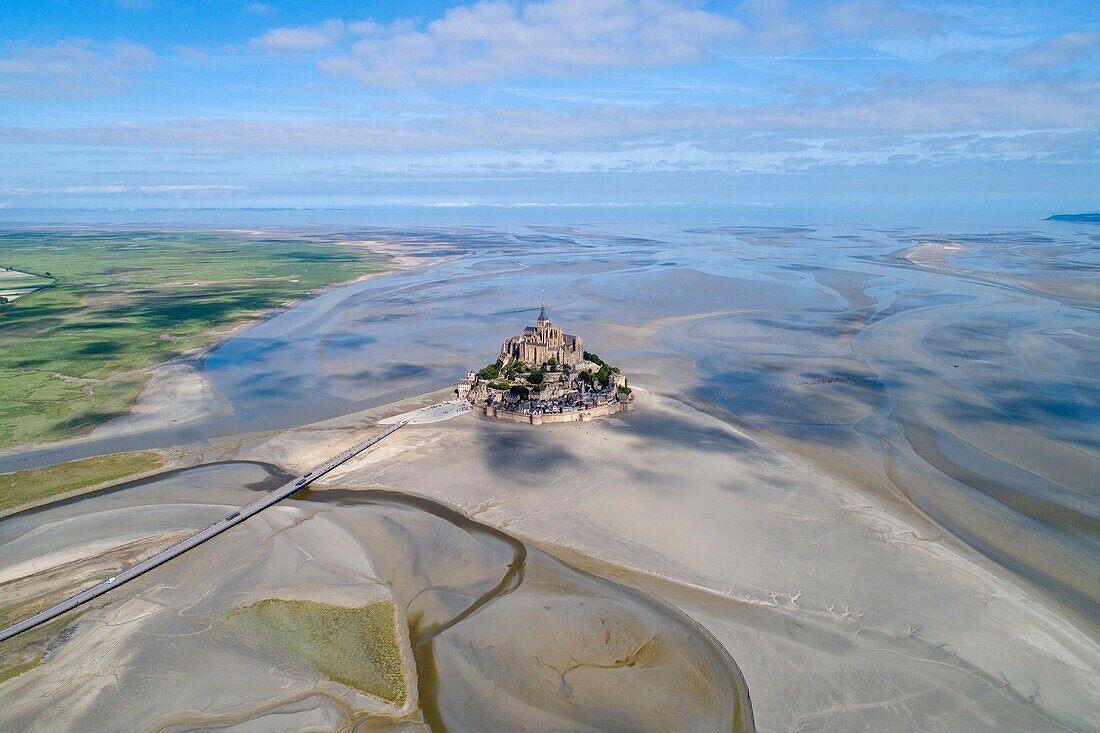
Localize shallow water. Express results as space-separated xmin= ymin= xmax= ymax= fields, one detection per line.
xmin=0 ymin=464 xmax=753 ymax=731
xmin=2 ymin=221 xmax=1097 ymax=626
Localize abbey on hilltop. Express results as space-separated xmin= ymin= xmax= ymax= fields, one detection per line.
xmin=500 ymin=301 xmax=584 ymax=368
xmin=457 ymin=298 xmax=634 ymax=425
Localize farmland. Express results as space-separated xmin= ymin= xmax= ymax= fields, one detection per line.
xmin=0 ymin=451 xmax=164 ymax=514
xmin=0 ymin=230 xmax=384 ymax=449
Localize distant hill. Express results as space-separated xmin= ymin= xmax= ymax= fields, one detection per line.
xmin=1046 ymin=212 xmax=1100 ymax=223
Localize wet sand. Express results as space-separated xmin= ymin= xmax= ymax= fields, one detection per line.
xmin=0 ymin=461 xmax=752 ymax=732
xmin=0 ymin=221 xmax=1098 ymax=730
xmin=86 ymin=363 xmax=232 ymax=441
xmin=328 ymin=389 xmax=1098 ymax=731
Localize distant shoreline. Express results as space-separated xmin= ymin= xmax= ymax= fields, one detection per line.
xmin=1046 ymin=212 xmax=1100 ymax=223
xmin=0 ymin=231 xmax=397 ymax=454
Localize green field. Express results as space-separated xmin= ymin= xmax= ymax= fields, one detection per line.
xmin=0 ymin=231 xmax=383 ymax=448
xmin=0 ymin=451 xmax=164 ymax=514
xmin=222 ymin=598 xmax=408 ymax=705
xmin=0 ymin=611 xmax=89 ymax=686
xmin=0 ymin=267 xmax=54 ymax=303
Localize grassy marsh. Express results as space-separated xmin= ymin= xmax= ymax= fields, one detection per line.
xmin=0 ymin=231 xmax=383 ymax=448
xmin=0 ymin=451 xmax=164 ymax=514
xmin=0 ymin=612 xmax=88 ymax=688
xmin=222 ymin=598 xmax=408 ymax=705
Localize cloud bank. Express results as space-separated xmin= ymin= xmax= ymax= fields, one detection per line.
xmin=0 ymin=38 xmax=154 ymax=98
xmin=252 ymin=0 xmax=745 ymax=86
xmin=1 ymin=0 xmax=1097 ymax=209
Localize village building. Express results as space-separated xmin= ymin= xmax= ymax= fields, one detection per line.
xmin=459 ymin=300 xmax=633 ymax=425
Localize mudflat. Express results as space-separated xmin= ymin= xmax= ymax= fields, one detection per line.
xmin=0 ymin=230 xmax=385 ymax=450
xmin=1 ymin=222 xmax=1098 ymax=731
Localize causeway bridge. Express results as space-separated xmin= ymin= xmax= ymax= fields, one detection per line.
xmin=0 ymin=421 xmax=407 ymax=644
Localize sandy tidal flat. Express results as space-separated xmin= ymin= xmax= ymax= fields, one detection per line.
xmin=333 ymin=390 xmax=1100 ymax=731
xmin=0 ymin=456 xmax=751 ymax=732
xmin=1 ymin=222 xmax=1098 ymax=732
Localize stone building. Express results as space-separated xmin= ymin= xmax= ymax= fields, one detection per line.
xmin=499 ymin=302 xmax=583 ymax=368
xmin=455 ymin=371 xmax=477 ymax=398
xmin=462 ymin=301 xmax=634 ymax=425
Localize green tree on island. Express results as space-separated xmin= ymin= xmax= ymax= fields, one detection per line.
xmin=478 ymin=360 xmax=502 ymax=380
xmin=595 ymin=364 xmax=616 ymax=388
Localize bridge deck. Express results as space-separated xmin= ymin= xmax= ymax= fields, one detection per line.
xmin=0 ymin=421 xmax=406 ymax=644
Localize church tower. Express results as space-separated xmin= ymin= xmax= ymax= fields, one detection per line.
xmin=498 ymin=292 xmax=584 ymax=368
xmin=537 ymin=290 xmax=549 ymax=323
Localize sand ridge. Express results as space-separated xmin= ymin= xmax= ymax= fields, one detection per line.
xmin=323 ymin=386 xmax=1100 ymax=731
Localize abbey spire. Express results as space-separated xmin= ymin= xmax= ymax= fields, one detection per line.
xmin=538 ymin=290 xmax=548 ymax=322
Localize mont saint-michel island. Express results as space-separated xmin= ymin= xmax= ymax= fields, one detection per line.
xmin=457 ymin=301 xmax=634 ymax=425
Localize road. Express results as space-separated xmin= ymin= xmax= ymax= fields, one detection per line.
xmin=379 ymin=399 xmax=472 ymax=425
xmin=0 ymin=420 xmax=407 ymax=644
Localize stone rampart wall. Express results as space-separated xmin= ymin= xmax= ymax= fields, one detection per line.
xmin=477 ymin=399 xmax=633 ymax=425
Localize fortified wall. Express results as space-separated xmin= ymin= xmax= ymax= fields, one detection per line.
xmin=458 ymin=301 xmax=634 ymax=426
xmin=478 ymin=399 xmax=633 ymax=425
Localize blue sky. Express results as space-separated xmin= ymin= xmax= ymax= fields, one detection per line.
xmin=0 ymin=0 xmax=1097 ymax=219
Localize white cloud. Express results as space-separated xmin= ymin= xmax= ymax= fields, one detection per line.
xmin=751 ymin=78 xmax=1100 ymax=133
xmin=738 ymin=0 xmax=815 ymax=53
xmin=691 ymin=134 xmax=813 ymax=154
xmin=174 ymin=45 xmax=210 ymax=61
xmin=1007 ymin=31 xmax=1100 ymax=68
xmin=243 ymin=2 xmax=279 ymax=16
xmin=250 ymin=19 xmax=346 ymax=53
xmin=824 ymin=0 xmax=950 ymax=38
xmin=0 ymin=38 xmax=154 ymax=98
xmin=3 ymin=77 xmax=1096 ymax=161
xmin=252 ymin=0 xmax=745 ymax=87
xmin=0 ymin=183 xmax=245 ymax=196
